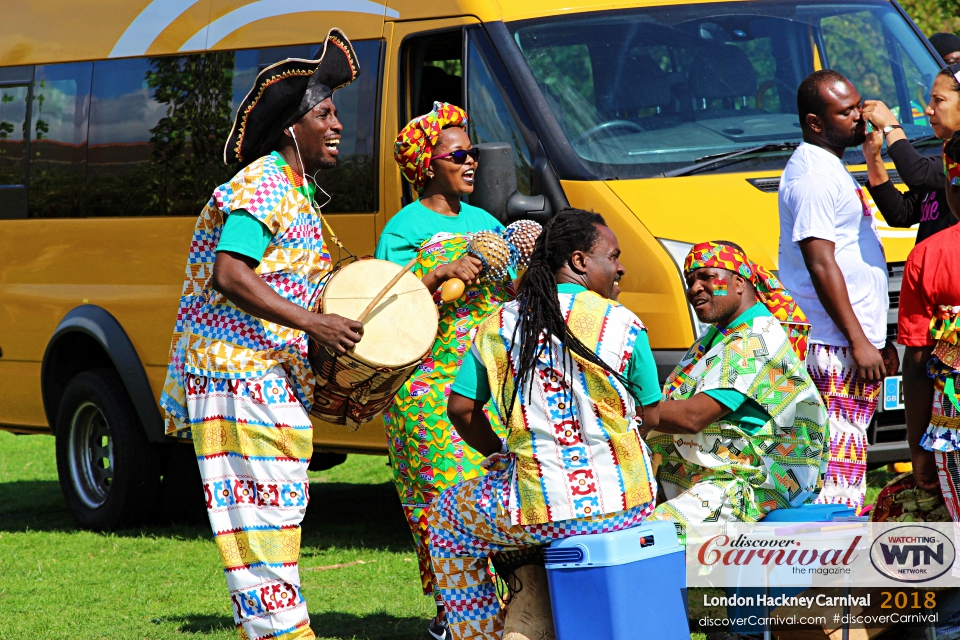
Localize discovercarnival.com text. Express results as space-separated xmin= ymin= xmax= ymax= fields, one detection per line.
xmin=698 ymin=613 xmax=939 ymax=628
xmin=699 ymin=616 xmax=827 ymax=628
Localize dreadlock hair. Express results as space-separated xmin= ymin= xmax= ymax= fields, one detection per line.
xmin=501 ymin=208 xmax=641 ymax=429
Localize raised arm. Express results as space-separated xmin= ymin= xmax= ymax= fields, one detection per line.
xmin=863 ymin=100 xmax=943 ymax=190
xmin=862 ymin=129 xmax=924 ymax=228
xmin=212 ymin=251 xmax=363 ymax=355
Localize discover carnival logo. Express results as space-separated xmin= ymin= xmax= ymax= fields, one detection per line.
xmin=697 ymin=532 xmax=860 ymax=574
xmin=869 ymin=525 xmax=956 ymax=583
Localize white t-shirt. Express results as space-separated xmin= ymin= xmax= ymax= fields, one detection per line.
xmin=778 ymin=142 xmax=888 ymax=349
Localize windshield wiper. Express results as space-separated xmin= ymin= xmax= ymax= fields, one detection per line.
xmin=660 ymin=142 xmax=800 ymax=178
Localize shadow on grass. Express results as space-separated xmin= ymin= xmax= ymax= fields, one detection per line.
xmin=0 ymin=478 xmax=412 ymax=555
xmin=300 ymin=481 xmax=411 ymax=554
xmin=155 ymin=611 xmax=428 ymax=639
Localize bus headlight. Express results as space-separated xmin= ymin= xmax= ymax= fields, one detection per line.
xmin=656 ymin=238 xmax=710 ymax=339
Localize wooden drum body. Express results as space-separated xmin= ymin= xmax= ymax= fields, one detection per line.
xmin=309 ymin=258 xmax=438 ymax=430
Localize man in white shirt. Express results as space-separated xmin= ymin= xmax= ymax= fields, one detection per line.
xmin=778 ymin=69 xmax=899 ymax=512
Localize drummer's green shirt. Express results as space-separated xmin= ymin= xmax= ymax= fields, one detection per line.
xmin=451 ymin=283 xmax=663 ymax=407
xmin=375 ymin=199 xmax=506 ymax=266
xmin=216 ymin=151 xmax=315 ymax=264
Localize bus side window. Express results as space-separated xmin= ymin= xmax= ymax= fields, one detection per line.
xmin=30 ymin=62 xmax=92 ymax=218
xmin=0 ymin=66 xmax=32 ymax=220
xmin=465 ymin=27 xmax=536 ymax=197
xmin=312 ymin=39 xmax=382 ymax=214
xmin=88 ymin=53 xmax=237 ymax=217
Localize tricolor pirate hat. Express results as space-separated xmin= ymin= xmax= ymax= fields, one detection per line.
xmin=224 ymin=28 xmax=360 ymax=165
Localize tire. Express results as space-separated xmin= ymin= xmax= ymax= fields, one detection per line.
xmin=54 ymin=369 xmax=161 ymax=530
xmin=157 ymin=442 xmax=208 ymax=525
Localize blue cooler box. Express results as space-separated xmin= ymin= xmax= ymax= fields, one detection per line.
xmin=543 ymin=520 xmax=688 ymax=640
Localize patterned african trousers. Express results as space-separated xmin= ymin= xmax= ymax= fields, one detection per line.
xmin=807 ymin=344 xmax=881 ymax=512
xmin=927 ymin=381 xmax=960 ymax=520
xmin=186 ymin=367 xmax=314 ymax=640
xmin=428 ymin=459 xmax=655 ymax=640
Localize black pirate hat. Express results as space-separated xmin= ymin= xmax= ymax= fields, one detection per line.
xmin=224 ymin=28 xmax=360 ymax=165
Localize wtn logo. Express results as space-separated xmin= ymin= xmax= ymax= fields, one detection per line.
xmin=879 ymin=543 xmax=944 ymax=566
xmin=870 ymin=526 xmax=956 ymax=584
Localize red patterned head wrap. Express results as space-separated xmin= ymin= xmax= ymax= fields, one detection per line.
xmin=944 ymin=140 xmax=960 ymax=187
xmin=394 ymin=101 xmax=468 ymax=193
xmin=684 ymin=241 xmax=810 ymax=359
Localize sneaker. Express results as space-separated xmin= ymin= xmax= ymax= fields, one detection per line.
xmin=428 ymin=617 xmax=452 ymax=640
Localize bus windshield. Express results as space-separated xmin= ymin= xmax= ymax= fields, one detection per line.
xmin=508 ymin=1 xmax=943 ymax=179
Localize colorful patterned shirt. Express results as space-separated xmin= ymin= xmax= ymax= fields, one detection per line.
xmin=160 ymin=153 xmax=331 ymax=433
xmin=648 ymin=310 xmax=828 ymax=514
xmin=471 ymin=288 xmax=656 ymax=526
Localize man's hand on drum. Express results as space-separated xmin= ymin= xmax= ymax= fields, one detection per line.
xmin=306 ymin=314 xmax=364 ymax=356
xmin=421 ymin=255 xmax=483 ymax=293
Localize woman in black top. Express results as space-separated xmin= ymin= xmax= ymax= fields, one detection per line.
xmin=862 ymin=64 xmax=960 ymax=244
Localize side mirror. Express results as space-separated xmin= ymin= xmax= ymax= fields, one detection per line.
xmin=470 ymin=142 xmax=554 ymax=224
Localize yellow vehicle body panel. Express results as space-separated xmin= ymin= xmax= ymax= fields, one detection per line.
xmin=0 ymin=0 xmax=928 ymax=461
xmin=605 ymin=167 xmax=917 ymax=277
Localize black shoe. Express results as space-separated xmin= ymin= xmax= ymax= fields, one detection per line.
xmin=428 ymin=617 xmax=452 ymax=640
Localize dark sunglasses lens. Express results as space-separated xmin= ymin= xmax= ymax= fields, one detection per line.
xmin=450 ymin=148 xmax=480 ymax=164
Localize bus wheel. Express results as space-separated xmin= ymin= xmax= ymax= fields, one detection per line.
xmin=54 ymin=369 xmax=160 ymax=530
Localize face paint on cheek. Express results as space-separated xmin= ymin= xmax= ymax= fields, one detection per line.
xmin=713 ymin=279 xmax=728 ymax=296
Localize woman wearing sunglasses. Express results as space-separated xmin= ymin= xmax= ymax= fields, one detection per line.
xmin=375 ymin=101 xmax=512 ymax=640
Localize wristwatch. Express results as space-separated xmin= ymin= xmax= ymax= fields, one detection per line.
xmin=882 ymin=124 xmax=902 ymax=136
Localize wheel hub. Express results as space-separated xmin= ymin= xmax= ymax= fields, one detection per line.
xmin=68 ymin=401 xmax=114 ymax=509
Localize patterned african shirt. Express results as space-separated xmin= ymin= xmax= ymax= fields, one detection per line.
xmin=647 ymin=310 xmax=828 ymax=524
xmin=161 ymin=153 xmax=331 ymax=434
xmin=472 ymin=289 xmax=656 ymax=526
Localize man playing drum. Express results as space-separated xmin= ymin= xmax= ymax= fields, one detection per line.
xmin=432 ymin=209 xmax=663 ymax=639
xmin=159 ymin=29 xmax=362 ymax=640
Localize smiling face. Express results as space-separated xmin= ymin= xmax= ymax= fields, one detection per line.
xmin=685 ymin=267 xmax=746 ymax=325
xmin=425 ymin=126 xmax=477 ymax=196
xmin=289 ymin=97 xmax=342 ymax=173
xmin=580 ymin=224 xmax=624 ymax=300
xmin=925 ymin=74 xmax=960 ymax=140
xmin=816 ymin=80 xmax=866 ymax=148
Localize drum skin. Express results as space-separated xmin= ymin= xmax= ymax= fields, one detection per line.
xmin=309 ymin=259 xmax=438 ymax=430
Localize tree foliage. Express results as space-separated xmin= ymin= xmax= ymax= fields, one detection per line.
xmin=899 ymin=0 xmax=960 ymax=39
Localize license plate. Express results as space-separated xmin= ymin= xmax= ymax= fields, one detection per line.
xmin=882 ymin=375 xmax=904 ymax=411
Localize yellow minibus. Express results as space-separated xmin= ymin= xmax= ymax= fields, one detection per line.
xmin=0 ymin=0 xmax=943 ymax=528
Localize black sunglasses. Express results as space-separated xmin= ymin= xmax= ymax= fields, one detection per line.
xmin=432 ymin=147 xmax=480 ymax=164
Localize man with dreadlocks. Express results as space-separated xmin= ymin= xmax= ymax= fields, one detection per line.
xmin=645 ymin=241 xmax=828 ymax=543
xmin=428 ymin=209 xmax=662 ymax=639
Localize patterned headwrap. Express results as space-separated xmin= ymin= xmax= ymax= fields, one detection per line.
xmin=945 ymin=139 xmax=960 ymax=187
xmin=394 ymin=101 xmax=468 ymax=193
xmin=684 ymin=241 xmax=811 ymax=359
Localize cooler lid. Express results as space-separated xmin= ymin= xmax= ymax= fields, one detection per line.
xmin=543 ymin=520 xmax=682 ymax=568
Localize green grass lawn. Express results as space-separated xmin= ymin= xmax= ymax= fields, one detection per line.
xmin=0 ymin=430 xmax=902 ymax=640
xmin=0 ymin=431 xmax=433 ymax=640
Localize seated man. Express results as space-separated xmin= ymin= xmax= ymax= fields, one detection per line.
xmin=646 ymin=241 xmax=828 ymax=541
xmin=431 ymin=209 xmax=663 ymax=640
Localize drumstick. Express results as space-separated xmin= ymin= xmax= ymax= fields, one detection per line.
xmin=356 ymin=255 xmax=420 ymax=324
